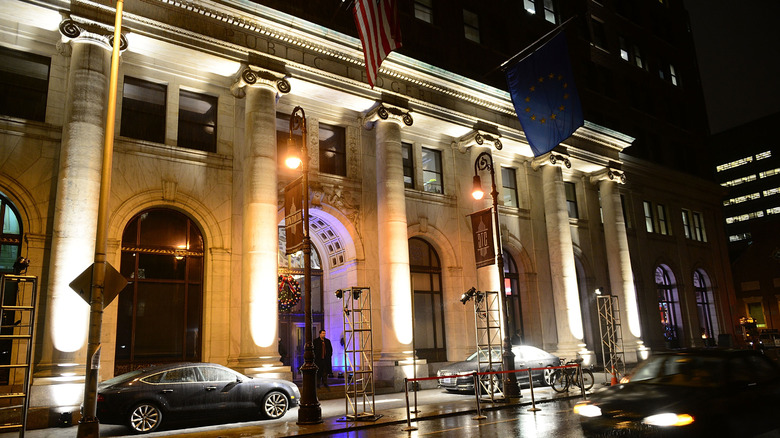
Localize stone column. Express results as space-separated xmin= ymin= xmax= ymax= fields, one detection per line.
xmin=534 ymin=153 xmax=584 ymax=354
xmin=36 ymin=23 xmax=112 ymax=379
xmin=230 ymin=67 xmax=291 ymax=377
xmin=364 ymin=104 xmax=414 ymax=383
xmin=592 ymin=169 xmax=642 ymax=355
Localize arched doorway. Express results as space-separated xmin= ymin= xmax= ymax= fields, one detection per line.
xmin=693 ymin=269 xmax=719 ymax=344
xmin=409 ymin=237 xmax=447 ymax=362
xmin=115 ymin=208 xmax=205 ymax=375
xmin=503 ymin=249 xmax=524 ymax=343
xmin=277 ymin=225 xmax=323 ymax=379
xmin=0 ymin=193 xmax=22 ymax=384
xmin=655 ymin=265 xmax=682 ymax=348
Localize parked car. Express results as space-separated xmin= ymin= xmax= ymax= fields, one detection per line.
xmin=574 ymin=349 xmax=780 ymax=437
xmin=436 ymin=345 xmax=561 ymax=392
xmin=96 ymin=363 xmax=300 ymax=434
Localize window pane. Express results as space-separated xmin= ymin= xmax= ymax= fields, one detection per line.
xmin=501 ymin=167 xmax=518 ymax=207
xmin=134 ymin=283 xmax=185 ymax=358
xmin=523 ymin=0 xmax=536 ymax=14
xmin=0 ymin=46 xmax=50 ymax=122
xmin=414 ymin=0 xmax=433 ymax=23
xmin=657 ymin=204 xmax=668 ymax=235
xmin=402 ymin=142 xmax=414 ymax=189
xmin=121 ymin=77 xmax=166 ymax=143
xmin=565 ymin=182 xmax=578 ymax=218
xmin=422 ymin=148 xmax=443 ymax=194
xmin=2 ymin=205 xmax=20 ymax=234
xmin=463 ymin=10 xmax=480 ymax=43
xmin=543 ymin=0 xmax=557 ymax=23
xmin=681 ymin=210 xmax=691 ymax=239
xmin=319 ymin=123 xmax=346 ymax=176
xmin=643 ymin=201 xmax=654 ymax=232
xmin=178 ymin=89 xmax=217 ymax=152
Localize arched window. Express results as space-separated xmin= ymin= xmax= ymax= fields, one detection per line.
xmin=409 ymin=237 xmax=447 ymax=362
xmin=693 ymin=270 xmax=718 ymax=342
xmin=0 ymin=193 xmax=22 ymax=385
xmin=503 ymin=249 xmax=524 ymax=343
xmin=116 ymin=209 xmax=204 ymax=375
xmin=655 ymin=265 xmax=682 ymax=346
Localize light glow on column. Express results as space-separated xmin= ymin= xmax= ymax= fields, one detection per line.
xmin=248 ymin=204 xmax=278 ymax=349
xmin=50 ymin=244 xmax=91 ymax=352
xmin=390 ymin=263 xmax=413 ymax=345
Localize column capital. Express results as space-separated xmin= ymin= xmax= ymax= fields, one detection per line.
xmin=58 ymin=18 xmax=128 ymax=53
xmin=453 ymin=129 xmax=502 ymax=153
xmin=590 ymin=168 xmax=627 ymax=185
xmin=230 ymin=65 xmax=291 ymax=98
xmin=531 ymin=152 xmax=571 ymax=171
xmin=362 ymin=102 xmax=413 ymax=129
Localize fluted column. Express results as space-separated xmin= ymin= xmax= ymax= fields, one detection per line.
xmin=534 ymin=153 xmax=583 ymax=353
xmin=231 ymin=67 xmax=291 ymax=375
xmin=592 ymin=169 xmax=642 ymax=353
xmin=365 ymin=104 xmax=414 ymax=361
xmin=37 ymin=22 xmax=113 ymax=378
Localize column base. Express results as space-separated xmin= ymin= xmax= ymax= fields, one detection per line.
xmin=374 ymin=356 xmax=429 ymax=392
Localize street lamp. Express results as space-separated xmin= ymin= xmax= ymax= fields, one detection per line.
xmin=471 ymin=151 xmax=521 ymax=399
xmin=286 ymin=106 xmax=322 ymax=424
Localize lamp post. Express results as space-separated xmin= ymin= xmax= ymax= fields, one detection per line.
xmin=286 ymin=106 xmax=322 ymax=424
xmin=471 ymin=151 xmax=520 ymax=399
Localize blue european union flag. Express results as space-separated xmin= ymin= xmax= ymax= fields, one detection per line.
xmin=506 ymin=32 xmax=583 ymax=157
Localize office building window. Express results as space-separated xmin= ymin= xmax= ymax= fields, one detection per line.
xmin=693 ymin=270 xmax=718 ymax=341
xmin=643 ymin=201 xmax=655 ymax=233
xmin=523 ymin=0 xmax=536 ymax=14
xmin=669 ymin=64 xmax=679 ymax=86
xmin=591 ymin=19 xmax=607 ymax=50
xmin=633 ymin=45 xmax=645 ymax=69
xmin=178 ymin=89 xmax=217 ymax=153
xmin=656 ymin=204 xmax=668 ymax=235
xmin=121 ymin=77 xmax=166 ymax=143
xmin=692 ymin=212 xmax=707 ymax=242
xmin=681 ymin=210 xmax=691 ymax=239
xmin=414 ymin=0 xmax=433 ymax=23
xmin=565 ymin=182 xmax=578 ymax=219
xmin=501 ymin=167 xmax=519 ymax=207
xmin=319 ymin=123 xmax=346 ymax=176
xmin=422 ymin=147 xmax=443 ymax=194
xmin=619 ymin=36 xmax=629 ymax=61
xmin=0 ymin=46 xmax=50 ymax=122
xmin=402 ymin=142 xmax=414 ymax=189
xmin=543 ymin=0 xmax=557 ymax=24
xmin=463 ymin=10 xmax=480 ymax=43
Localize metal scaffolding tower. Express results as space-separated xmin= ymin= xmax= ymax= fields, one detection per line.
xmin=0 ymin=275 xmax=38 ymax=437
xmin=597 ymin=293 xmax=625 ymax=384
xmin=338 ymin=287 xmax=380 ymax=421
xmin=473 ymin=290 xmax=503 ymax=400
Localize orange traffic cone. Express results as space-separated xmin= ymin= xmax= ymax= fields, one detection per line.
xmin=610 ymin=373 xmax=618 ymax=386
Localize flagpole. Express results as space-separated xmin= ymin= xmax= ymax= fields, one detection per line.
xmin=500 ymin=16 xmax=577 ymax=70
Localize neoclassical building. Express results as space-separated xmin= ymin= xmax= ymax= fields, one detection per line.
xmin=0 ymin=0 xmax=734 ymax=424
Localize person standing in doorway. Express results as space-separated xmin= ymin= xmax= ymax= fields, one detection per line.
xmin=313 ymin=329 xmax=333 ymax=388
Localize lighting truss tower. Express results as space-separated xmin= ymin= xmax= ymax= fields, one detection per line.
xmin=597 ymin=294 xmax=625 ymax=384
xmin=339 ymin=287 xmax=379 ymax=421
xmin=474 ymin=290 xmax=503 ymax=400
xmin=0 ymin=275 xmax=38 ymax=437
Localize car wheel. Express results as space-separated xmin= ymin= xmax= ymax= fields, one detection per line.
xmin=542 ymin=368 xmax=554 ymax=386
xmin=261 ymin=390 xmax=289 ymax=419
xmin=128 ymin=402 xmax=162 ymax=434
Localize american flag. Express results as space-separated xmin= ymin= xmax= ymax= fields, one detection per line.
xmin=353 ymin=0 xmax=402 ymax=88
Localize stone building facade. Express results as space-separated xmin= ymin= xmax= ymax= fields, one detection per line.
xmin=0 ymin=0 xmax=734 ymax=422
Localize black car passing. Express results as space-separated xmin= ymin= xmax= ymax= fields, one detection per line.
xmin=574 ymin=349 xmax=780 ymax=437
xmin=96 ymin=363 xmax=300 ymax=433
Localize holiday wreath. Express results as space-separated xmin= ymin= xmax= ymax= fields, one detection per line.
xmin=278 ymin=274 xmax=302 ymax=312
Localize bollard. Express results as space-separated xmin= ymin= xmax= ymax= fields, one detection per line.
xmin=578 ymin=363 xmax=586 ymax=399
xmin=472 ymin=372 xmax=486 ymax=420
xmin=527 ymin=368 xmax=540 ymax=412
xmin=402 ymin=377 xmax=418 ymax=431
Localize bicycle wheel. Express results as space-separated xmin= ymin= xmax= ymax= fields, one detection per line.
xmin=571 ymin=368 xmax=595 ymax=391
xmin=550 ymin=369 xmax=568 ymax=393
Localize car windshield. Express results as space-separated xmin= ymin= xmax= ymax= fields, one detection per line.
xmin=629 ymin=355 xmax=723 ymax=388
xmin=100 ymin=370 xmax=144 ymax=386
xmin=466 ymin=349 xmax=501 ymax=362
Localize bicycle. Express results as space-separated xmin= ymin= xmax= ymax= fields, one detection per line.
xmin=550 ymin=358 xmax=594 ymax=393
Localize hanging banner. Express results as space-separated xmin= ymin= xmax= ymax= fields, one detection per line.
xmin=469 ymin=207 xmax=495 ymax=268
xmin=284 ymin=176 xmax=304 ymax=255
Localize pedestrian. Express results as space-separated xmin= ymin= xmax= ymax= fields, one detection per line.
xmin=313 ymin=329 xmax=333 ymax=388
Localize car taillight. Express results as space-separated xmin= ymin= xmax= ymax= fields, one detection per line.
xmin=97 ymin=394 xmax=105 ymax=403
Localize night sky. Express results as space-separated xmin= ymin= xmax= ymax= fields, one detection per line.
xmin=684 ymin=0 xmax=780 ymax=134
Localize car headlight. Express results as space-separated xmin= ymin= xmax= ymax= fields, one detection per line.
xmin=642 ymin=413 xmax=694 ymax=427
xmin=573 ymin=401 xmax=602 ymax=417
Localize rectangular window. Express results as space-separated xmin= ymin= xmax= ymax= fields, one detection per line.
xmin=414 ymin=0 xmax=433 ymax=23
xmin=543 ymin=0 xmax=557 ymax=24
xmin=319 ymin=123 xmax=347 ymax=176
xmin=656 ymin=204 xmax=668 ymax=235
xmin=681 ymin=210 xmax=691 ymax=239
xmin=121 ymin=76 xmax=167 ymax=143
xmin=633 ymin=45 xmax=645 ymax=69
xmin=619 ymin=36 xmax=629 ymax=61
xmin=463 ymin=10 xmax=480 ymax=43
xmin=692 ymin=212 xmax=707 ymax=242
xmin=422 ymin=147 xmax=443 ymax=194
xmin=620 ymin=194 xmax=632 ymax=228
xmin=643 ymin=201 xmax=655 ymax=233
xmin=669 ymin=64 xmax=678 ymax=86
xmin=178 ymin=89 xmax=217 ymax=152
xmin=501 ymin=167 xmax=519 ymax=208
xmin=523 ymin=0 xmax=536 ymax=14
xmin=565 ymin=182 xmax=578 ymax=219
xmin=0 ymin=46 xmax=50 ymax=122
xmin=402 ymin=142 xmax=414 ymax=189
xmin=716 ymin=155 xmax=753 ymax=172
xmin=747 ymin=302 xmax=766 ymax=328
xmin=591 ymin=19 xmax=607 ymax=50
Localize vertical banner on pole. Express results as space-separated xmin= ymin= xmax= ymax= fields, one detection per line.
xmin=469 ymin=208 xmax=495 ymax=268
xmin=285 ymin=176 xmax=304 ymax=255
